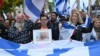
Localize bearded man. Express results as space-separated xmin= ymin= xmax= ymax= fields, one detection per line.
xmin=8 ymin=13 xmax=34 ymax=44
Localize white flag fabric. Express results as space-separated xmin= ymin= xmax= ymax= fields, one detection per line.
xmin=24 ymin=0 xmax=45 ymax=22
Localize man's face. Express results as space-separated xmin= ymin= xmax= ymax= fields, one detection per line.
xmin=16 ymin=14 xmax=24 ymax=23
xmin=40 ymin=17 xmax=48 ymax=25
xmin=51 ymin=13 xmax=57 ymax=21
xmin=81 ymin=12 xmax=86 ymax=17
xmin=94 ymin=20 xmax=100 ymax=28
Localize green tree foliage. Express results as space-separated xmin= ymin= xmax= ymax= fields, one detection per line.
xmin=0 ymin=0 xmax=23 ymax=12
xmin=95 ymin=0 xmax=99 ymax=6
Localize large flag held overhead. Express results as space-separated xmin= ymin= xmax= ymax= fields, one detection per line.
xmin=24 ymin=0 xmax=45 ymax=22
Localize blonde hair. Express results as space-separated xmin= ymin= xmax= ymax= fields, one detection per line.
xmin=69 ymin=11 xmax=83 ymax=24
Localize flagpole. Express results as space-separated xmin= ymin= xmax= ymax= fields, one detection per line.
xmin=88 ymin=0 xmax=91 ymax=16
xmin=77 ymin=0 xmax=80 ymax=10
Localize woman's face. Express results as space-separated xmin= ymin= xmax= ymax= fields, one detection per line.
xmin=71 ymin=13 xmax=78 ymax=24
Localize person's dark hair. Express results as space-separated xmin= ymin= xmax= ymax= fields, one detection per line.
xmin=51 ymin=12 xmax=58 ymax=17
xmin=40 ymin=14 xmax=48 ymax=20
xmin=10 ymin=19 xmax=16 ymax=25
xmin=59 ymin=16 xmax=67 ymax=22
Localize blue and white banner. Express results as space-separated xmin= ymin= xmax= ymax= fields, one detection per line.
xmin=0 ymin=38 xmax=100 ymax=56
xmin=24 ymin=0 xmax=45 ymax=22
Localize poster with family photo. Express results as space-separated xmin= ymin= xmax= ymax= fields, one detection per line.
xmin=33 ymin=29 xmax=52 ymax=44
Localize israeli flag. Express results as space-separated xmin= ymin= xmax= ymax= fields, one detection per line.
xmin=60 ymin=15 xmax=92 ymax=40
xmin=90 ymin=28 xmax=97 ymax=41
xmin=82 ymin=28 xmax=97 ymax=42
xmin=59 ymin=22 xmax=75 ymax=40
xmin=24 ymin=0 xmax=45 ymax=22
xmin=82 ymin=15 xmax=92 ymax=42
xmin=54 ymin=0 xmax=70 ymax=16
xmin=81 ymin=15 xmax=92 ymax=28
xmin=59 ymin=20 xmax=90 ymax=40
xmin=71 ymin=0 xmax=77 ymax=9
xmin=65 ymin=1 xmax=70 ymax=15
xmin=0 ymin=38 xmax=100 ymax=56
xmin=82 ymin=0 xmax=87 ymax=13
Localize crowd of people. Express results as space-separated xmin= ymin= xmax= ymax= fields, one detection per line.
xmin=0 ymin=9 xmax=100 ymax=44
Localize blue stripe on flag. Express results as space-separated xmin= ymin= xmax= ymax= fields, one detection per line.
xmin=63 ymin=22 xmax=75 ymax=29
xmin=84 ymin=41 xmax=100 ymax=46
xmin=5 ymin=50 xmax=28 ymax=56
xmin=89 ymin=45 xmax=100 ymax=56
xmin=56 ymin=8 xmax=61 ymax=15
xmin=55 ymin=0 xmax=64 ymax=6
xmin=55 ymin=0 xmax=68 ymax=16
xmin=90 ymin=35 xmax=96 ymax=41
xmin=47 ymin=48 xmax=71 ymax=56
xmin=0 ymin=38 xmax=19 ymax=49
xmin=25 ymin=0 xmax=41 ymax=17
xmin=86 ymin=17 xmax=92 ymax=28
